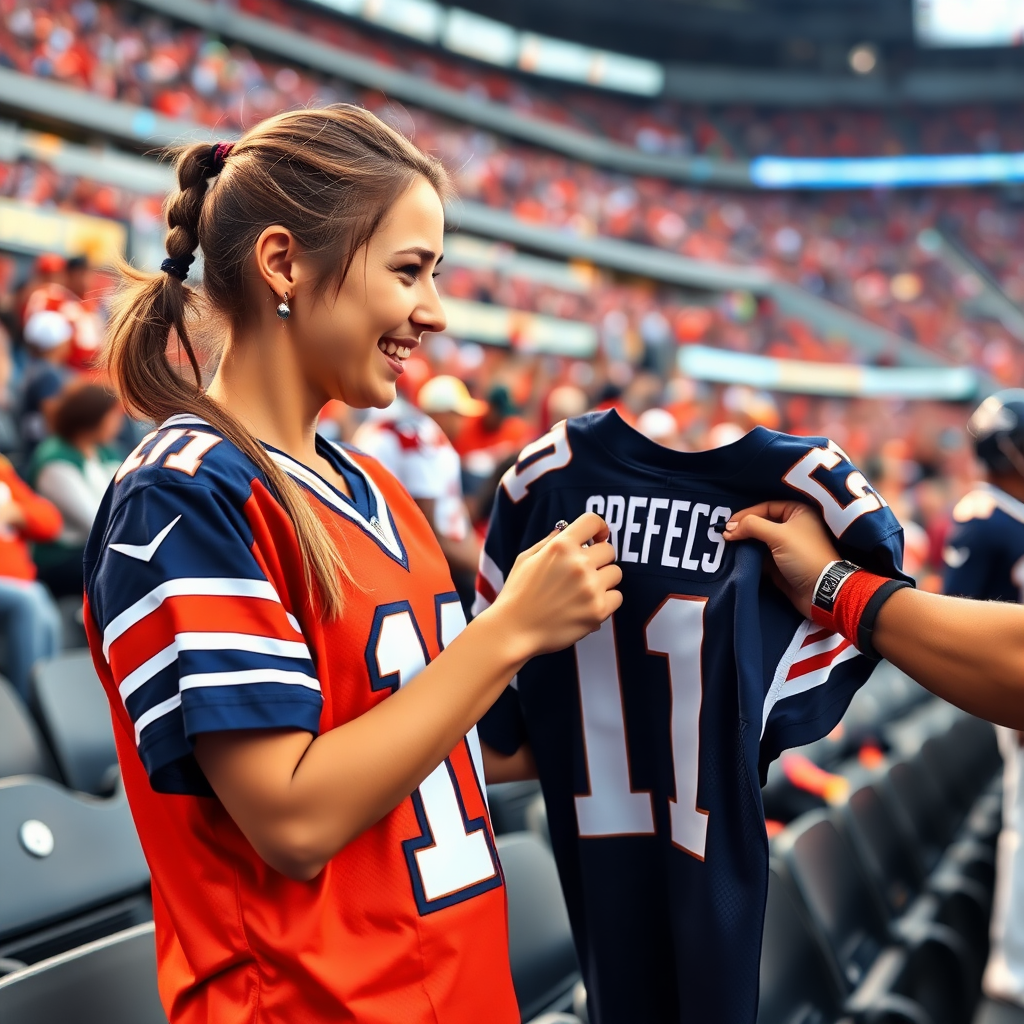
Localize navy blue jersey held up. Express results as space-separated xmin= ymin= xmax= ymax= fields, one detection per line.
xmin=943 ymin=483 xmax=1024 ymax=603
xmin=475 ymin=411 xmax=908 ymax=1024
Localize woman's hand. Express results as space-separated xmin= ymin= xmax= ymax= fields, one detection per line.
xmin=723 ymin=500 xmax=840 ymax=618
xmin=488 ymin=511 xmax=623 ymax=661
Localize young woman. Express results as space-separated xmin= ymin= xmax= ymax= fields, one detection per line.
xmin=84 ymin=106 xmax=621 ymax=1024
xmin=29 ymin=382 xmax=124 ymax=597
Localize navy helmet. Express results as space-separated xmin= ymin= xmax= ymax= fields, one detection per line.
xmin=968 ymin=389 xmax=1024 ymax=476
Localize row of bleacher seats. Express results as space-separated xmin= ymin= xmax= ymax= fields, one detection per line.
xmin=488 ymin=679 xmax=1008 ymax=1024
xmin=0 ymin=644 xmax=1011 ymax=1024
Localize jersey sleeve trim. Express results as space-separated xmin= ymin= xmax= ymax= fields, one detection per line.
xmin=103 ymin=577 xmax=290 ymax=659
xmin=760 ymin=621 xmax=858 ymax=738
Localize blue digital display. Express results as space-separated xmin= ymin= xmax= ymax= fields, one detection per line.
xmin=750 ymin=153 xmax=1024 ymax=189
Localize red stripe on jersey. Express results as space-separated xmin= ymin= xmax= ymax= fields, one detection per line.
xmin=802 ymin=626 xmax=834 ymax=648
xmin=108 ymin=594 xmax=302 ymax=683
xmin=787 ymin=638 xmax=854 ymax=681
xmin=475 ymin=573 xmax=498 ymax=606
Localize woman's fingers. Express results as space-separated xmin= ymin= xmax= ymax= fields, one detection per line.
xmin=561 ymin=511 xmax=610 ymax=547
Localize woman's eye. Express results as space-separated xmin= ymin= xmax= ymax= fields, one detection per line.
xmin=398 ymin=264 xmax=421 ymax=278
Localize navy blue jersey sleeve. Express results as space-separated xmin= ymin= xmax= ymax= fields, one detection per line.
xmin=86 ymin=477 xmax=322 ymax=795
xmin=943 ymin=514 xmax=997 ymax=599
xmin=769 ymin=433 xmax=908 ymax=579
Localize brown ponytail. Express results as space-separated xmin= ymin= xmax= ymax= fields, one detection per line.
xmin=105 ymin=106 xmax=452 ymax=619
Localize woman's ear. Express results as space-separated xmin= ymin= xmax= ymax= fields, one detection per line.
xmin=254 ymin=225 xmax=301 ymax=300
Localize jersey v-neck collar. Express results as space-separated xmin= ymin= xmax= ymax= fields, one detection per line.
xmin=981 ymin=481 xmax=1024 ymax=526
xmin=268 ymin=439 xmax=410 ymax=569
xmin=157 ymin=415 xmax=409 ymax=569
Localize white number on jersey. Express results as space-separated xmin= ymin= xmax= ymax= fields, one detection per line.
xmin=116 ymin=429 xmax=223 ymax=482
xmin=501 ymin=421 xmax=572 ymax=503
xmin=783 ymin=441 xmax=885 ymax=537
xmin=574 ymin=595 xmax=709 ymax=859
xmin=367 ymin=599 xmax=498 ymax=910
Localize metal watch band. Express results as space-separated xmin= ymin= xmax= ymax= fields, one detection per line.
xmin=811 ymin=559 xmax=861 ymax=615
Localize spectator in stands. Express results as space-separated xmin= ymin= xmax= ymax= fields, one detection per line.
xmin=453 ymin=384 xmax=533 ymax=475
xmin=0 ymin=452 xmax=62 ymax=700
xmin=353 ymin=379 xmax=482 ymax=608
xmin=17 ymin=308 xmax=75 ymax=452
xmin=62 ymin=254 xmax=105 ymax=368
xmin=28 ymin=383 xmax=123 ymax=598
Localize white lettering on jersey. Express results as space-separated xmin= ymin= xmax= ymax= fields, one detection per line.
xmin=587 ymin=492 xmax=731 ymax=577
xmin=783 ymin=442 xmax=885 ymax=538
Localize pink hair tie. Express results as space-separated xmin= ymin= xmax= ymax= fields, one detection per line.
xmin=210 ymin=141 xmax=235 ymax=174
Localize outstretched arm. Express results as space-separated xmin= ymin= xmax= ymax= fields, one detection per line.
xmin=724 ymin=501 xmax=1024 ymax=730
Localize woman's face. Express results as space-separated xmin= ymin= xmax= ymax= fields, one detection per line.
xmin=296 ymin=176 xmax=447 ymax=410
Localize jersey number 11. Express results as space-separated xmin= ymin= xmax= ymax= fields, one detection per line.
xmin=575 ymin=595 xmax=709 ymax=860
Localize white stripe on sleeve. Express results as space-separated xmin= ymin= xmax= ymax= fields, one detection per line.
xmin=118 ymin=632 xmax=314 ymax=702
xmin=103 ymin=577 xmax=285 ymax=659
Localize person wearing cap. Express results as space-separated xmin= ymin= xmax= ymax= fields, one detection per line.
xmin=17 ymin=309 xmax=77 ymax=453
xmin=352 ymin=374 xmax=483 ymax=608
xmin=452 ymin=384 xmax=532 ymax=474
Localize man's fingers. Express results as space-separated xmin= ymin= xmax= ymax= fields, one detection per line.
xmin=725 ymin=501 xmax=803 ymax=533
xmin=722 ymin=513 xmax=787 ymax=547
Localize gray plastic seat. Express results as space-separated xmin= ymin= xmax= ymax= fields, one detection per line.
xmin=0 ymin=677 xmax=59 ymax=782
xmin=0 ymin=776 xmax=150 ymax=964
xmin=488 ymin=780 xmax=543 ymax=834
xmin=31 ymin=652 xmax=118 ymax=795
xmin=498 ymin=832 xmax=580 ymax=1022
xmin=0 ymin=922 xmax=167 ymax=1023
xmin=975 ymin=999 xmax=1024 ymax=1024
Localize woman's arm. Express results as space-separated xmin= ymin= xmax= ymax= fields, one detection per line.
xmin=482 ymin=740 xmax=538 ymax=783
xmin=195 ymin=512 xmax=619 ymax=881
xmin=723 ymin=501 xmax=1024 ymax=730
xmin=36 ymin=461 xmax=101 ymax=535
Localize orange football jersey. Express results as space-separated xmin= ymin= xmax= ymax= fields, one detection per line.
xmin=84 ymin=414 xmax=518 ymax=1024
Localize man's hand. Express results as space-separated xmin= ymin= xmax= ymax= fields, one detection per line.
xmin=723 ymin=500 xmax=840 ymax=618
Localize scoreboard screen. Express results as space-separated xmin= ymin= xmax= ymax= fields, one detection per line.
xmin=915 ymin=0 xmax=1024 ymax=46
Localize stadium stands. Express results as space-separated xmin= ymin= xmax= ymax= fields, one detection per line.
xmin=0 ymin=776 xmax=150 ymax=966
xmin=30 ymin=651 xmax=118 ymax=796
xmin=0 ymin=922 xmax=166 ymax=1024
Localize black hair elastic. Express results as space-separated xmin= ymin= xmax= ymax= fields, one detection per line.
xmin=161 ymin=255 xmax=195 ymax=282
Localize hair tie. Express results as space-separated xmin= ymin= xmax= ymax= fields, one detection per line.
xmin=161 ymin=255 xmax=195 ymax=282
xmin=209 ymin=141 xmax=235 ymax=174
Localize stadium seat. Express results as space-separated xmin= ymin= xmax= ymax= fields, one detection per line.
xmin=524 ymin=791 xmax=550 ymax=847
xmin=757 ymin=862 xmax=847 ymax=1024
xmin=974 ymin=999 xmax=1024 ymax=1024
xmin=0 ymin=776 xmax=150 ymax=965
xmin=0 ymin=922 xmax=166 ymax=1024
xmin=0 ymin=677 xmax=59 ymax=782
xmin=775 ymin=811 xmax=970 ymax=1024
xmin=497 ymin=832 xmax=580 ymax=1022
xmin=57 ymin=596 xmax=89 ymax=650
xmin=488 ymin=780 xmax=543 ymax=835
xmin=30 ymin=652 xmax=117 ymax=796
xmin=840 ymin=782 xmax=989 ymax=986
xmin=883 ymin=757 xmax=995 ymax=892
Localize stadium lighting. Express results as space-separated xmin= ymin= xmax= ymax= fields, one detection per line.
xmin=848 ymin=44 xmax=878 ymax=74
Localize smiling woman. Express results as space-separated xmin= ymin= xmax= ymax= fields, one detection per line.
xmin=84 ymin=106 xmax=623 ymax=1024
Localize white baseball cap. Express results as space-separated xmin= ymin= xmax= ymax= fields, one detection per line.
xmin=417 ymin=375 xmax=488 ymax=416
xmin=24 ymin=310 xmax=74 ymax=351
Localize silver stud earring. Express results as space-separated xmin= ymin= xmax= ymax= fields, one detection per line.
xmin=276 ymin=292 xmax=291 ymax=320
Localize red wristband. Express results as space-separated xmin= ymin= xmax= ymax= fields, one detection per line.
xmin=811 ymin=569 xmax=890 ymax=648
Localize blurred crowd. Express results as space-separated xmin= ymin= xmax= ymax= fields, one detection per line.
xmin=0 ymin=242 xmax=991 ymax=710
xmin=5 ymin=1 xmax=1024 ymax=377
xmin=0 ymin=0 xmax=1011 ymax=708
xmin=7 ymin=0 xmax=1023 ymax=161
